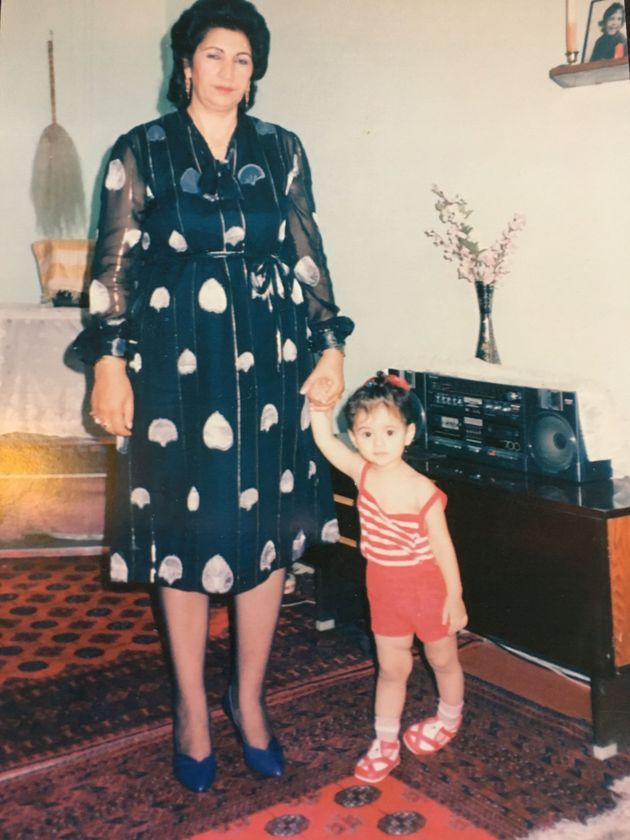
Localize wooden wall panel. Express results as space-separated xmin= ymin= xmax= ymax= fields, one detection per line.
xmin=608 ymin=516 xmax=630 ymax=667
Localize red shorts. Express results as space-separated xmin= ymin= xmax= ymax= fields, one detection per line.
xmin=366 ymin=560 xmax=449 ymax=642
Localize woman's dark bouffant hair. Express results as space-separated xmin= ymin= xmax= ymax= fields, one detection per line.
xmin=343 ymin=371 xmax=417 ymax=431
xmin=167 ymin=0 xmax=270 ymax=112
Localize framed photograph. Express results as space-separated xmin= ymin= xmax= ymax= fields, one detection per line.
xmin=582 ymin=1 xmax=628 ymax=63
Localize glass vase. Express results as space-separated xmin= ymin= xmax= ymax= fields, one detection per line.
xmin=474 ymin=280 xmax=500 ymax=364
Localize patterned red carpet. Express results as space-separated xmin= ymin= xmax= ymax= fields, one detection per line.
xmin=0 ymin=557 xmax=161 ymax=681
xmin=1 ymin=556 xmax=630 ymax=839
xmin=189 ymin=775 xmax=496 ymax=839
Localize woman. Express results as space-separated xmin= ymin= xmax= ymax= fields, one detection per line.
xmin=74 ymin=0 xmax=353 ymax=792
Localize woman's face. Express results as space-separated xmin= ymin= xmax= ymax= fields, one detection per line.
xmin=605 ymin=10 xmax=624 ymax=35
xmin=186 ymin=27 xmax=253 ymax=114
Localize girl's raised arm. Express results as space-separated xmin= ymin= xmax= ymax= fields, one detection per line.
xmin=309 ymin=407 xmax=363 ymax=483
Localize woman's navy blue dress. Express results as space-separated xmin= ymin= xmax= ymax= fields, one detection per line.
xmin=75 ymin=110 xmax=353 ymax=594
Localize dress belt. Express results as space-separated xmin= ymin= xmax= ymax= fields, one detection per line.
xmin=141 ymin=250 xmax=289 ymax=296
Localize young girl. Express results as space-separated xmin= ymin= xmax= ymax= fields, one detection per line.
xmin=590 ymin=3 xmax=627 ymax=61
xmin=308 ymin=371 xmax=468 ymax=783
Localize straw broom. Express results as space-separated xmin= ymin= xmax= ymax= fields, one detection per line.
xmin=30 ymin=32 xmax=86 ymax=238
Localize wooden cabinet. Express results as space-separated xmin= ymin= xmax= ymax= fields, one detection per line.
xmin=325 ymin=454 xmax=630 ymax=753
xmin=0 ymin=435 xmax=109 ymax=555
xmin=0 ymin=304 xmax=109 ymax=557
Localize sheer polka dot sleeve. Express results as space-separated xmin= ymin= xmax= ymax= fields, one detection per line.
xmin=281 ymin=132 xmax=354 ymax=354
xmin=73 ymin=134 xmax=146 ymax=364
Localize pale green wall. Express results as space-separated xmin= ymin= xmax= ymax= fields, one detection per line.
xmin=1 ymin=0 xmax=630 ymax=444
xmin=0 ymin=0 xmax=169 ymax=283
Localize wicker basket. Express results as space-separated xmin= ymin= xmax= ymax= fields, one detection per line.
xmin=32 ymin=238 xmax=94 ymax=305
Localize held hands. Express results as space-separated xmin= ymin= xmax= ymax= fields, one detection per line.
xmin=442 ymin=593 xmax=468 ymax=635
xmin=300 ymin=347 xmax=345 ymax=410
xmin=91 ymin=357 xmax=134 ymax=437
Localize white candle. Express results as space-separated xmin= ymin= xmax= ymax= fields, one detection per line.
xmin=566 ymin=0 xmax=578 ymax=53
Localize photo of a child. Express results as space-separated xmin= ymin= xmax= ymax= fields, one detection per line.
xmin=583 ymin=1 xmax=628 ymax=62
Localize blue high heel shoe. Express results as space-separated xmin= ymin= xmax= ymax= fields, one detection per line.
xmin=173 ymin=752 xmax=216 ymax=793
xmin=222 ymin=686 xmax=284 ymax=777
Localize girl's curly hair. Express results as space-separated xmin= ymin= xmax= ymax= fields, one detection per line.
xmin=343 ymin=371 xmax=417 ymax=430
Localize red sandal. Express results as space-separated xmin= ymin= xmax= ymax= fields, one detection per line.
xmin=403 ymin=715 xmax=461 ymax=755
xmin=354 ymin=738 xmax=400 ymax=784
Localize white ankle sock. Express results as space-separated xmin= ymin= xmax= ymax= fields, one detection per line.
xmin=437 ymin=699 xmax=463 ymax=729
xmin=375 ymin=715 xmax=400 ymax=744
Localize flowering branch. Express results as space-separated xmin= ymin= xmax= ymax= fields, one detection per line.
xmin=425 ymin=185 xmax=525 ymax=285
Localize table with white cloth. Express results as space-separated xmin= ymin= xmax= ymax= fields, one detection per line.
xmin=0 ymin=304 xmax=107 ymax=548
xmin=0 ymin=303 xmax=94 ymax=438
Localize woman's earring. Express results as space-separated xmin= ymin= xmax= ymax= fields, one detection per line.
xmin=185 ymin=75 xmax=192 ymax=102
xmin=244 ymin=86 xmax=250 ymax=107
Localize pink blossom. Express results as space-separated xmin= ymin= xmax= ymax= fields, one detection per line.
xmin=426 ymin=186 xmax=525 ymax=285
xmin=510 ymin=214 xmax=526 ymax=231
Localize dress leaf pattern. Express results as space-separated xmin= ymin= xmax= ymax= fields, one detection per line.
xmin=73 ymin=111 xmax=353 ymax=593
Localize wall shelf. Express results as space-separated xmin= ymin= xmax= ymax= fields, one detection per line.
xmin=549 ymin=56 xmax=629 ymax=87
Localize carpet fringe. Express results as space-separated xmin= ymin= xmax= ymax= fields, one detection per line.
xmin=523 ymin=775 xmax=630 ymax=839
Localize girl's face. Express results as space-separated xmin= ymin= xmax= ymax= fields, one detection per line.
xmin=605 ymin=10 xmax=624 ymax=35
xmin=186 ymin=27 xmax=253 ymax=114
xmin=349 ymin=403 xmax=415 ymax=469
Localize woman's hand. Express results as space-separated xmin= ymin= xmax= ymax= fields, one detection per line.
xmin=91 ymin=357 xmax=134 ymax=437
xmin=300 ymin=347 xmax=345 ymax=410
xmin=442 ymin=593 xmax=468 ymax=635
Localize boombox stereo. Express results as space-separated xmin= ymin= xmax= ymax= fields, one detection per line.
xmin=391 ymin=370 xmax=611 ymax=483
